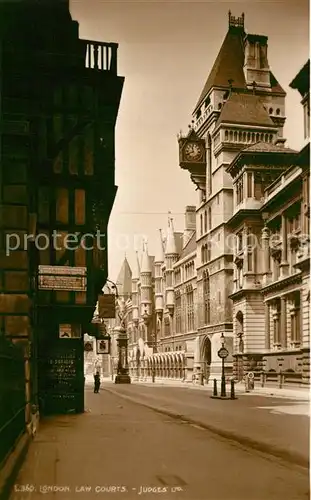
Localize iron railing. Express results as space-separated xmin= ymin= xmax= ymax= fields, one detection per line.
xmin=0 ymin=336 xmax=26 ymax=467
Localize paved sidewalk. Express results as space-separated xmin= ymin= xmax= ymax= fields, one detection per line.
xmin=9 ymin=388 xmax=309 ymax=500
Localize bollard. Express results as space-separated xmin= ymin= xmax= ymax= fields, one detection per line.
xmin=230 ymin=379 xmax=235 ymax=399
xmin=213 ymin=378 xmax=218 ymax=397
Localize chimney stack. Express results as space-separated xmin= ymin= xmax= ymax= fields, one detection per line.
xmin=183 ymin=206 xmax=196 ymax=248
xmin=185 ymin=206 xmax=196 ymax=230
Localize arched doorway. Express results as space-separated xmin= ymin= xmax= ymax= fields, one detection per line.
xmin=202 ymin=336 xmax=211 ymax=382
xmin=236 ymin=311 xmax=244 ymax=381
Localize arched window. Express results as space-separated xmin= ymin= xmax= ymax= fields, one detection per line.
xmin=269 ymin=108 xmax=273 ymax=114
xmin=200 ymin=213 xmax=203 ymax=235
xmin=276 ymin=108 xmax=280 ymax=115
xmin=203 ymin=270 xmax=210 ymax=325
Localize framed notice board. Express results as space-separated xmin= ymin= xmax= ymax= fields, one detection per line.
xmin=38 ymin=338 xmax=84 ymax=415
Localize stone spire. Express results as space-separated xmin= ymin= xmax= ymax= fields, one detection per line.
xmin=131 ymin=251 xmax=140 ymax=325
xmin=154 ymin=229 xmax=165 ymax=263
xmin=164 ymin=214 xmax=179 ymax=315
xmin=141 ymin=239 xmax=152 ymax=273
xmin=132 ymin=251 xmax=140 ymax=281
xmin=165 ymin=214 xmax=177 ymax=256
xmin=140 ymin=239 xmax=152 ymax=322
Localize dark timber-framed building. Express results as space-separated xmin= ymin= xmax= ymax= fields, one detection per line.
xmin=0 ymin=0 xmax=123 ymax=457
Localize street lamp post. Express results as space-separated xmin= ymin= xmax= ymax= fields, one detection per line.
xmin=218 ymin=333 xmax=229 ymax=398
xmin=105 ymin=278 xmax=131 ymax=384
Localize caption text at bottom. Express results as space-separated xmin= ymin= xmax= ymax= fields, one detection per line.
xmin=14 ymin=485 xmax=184 ymax=495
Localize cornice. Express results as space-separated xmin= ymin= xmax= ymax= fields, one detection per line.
xmin=261 ymin=273 xmax=302 ymax=295
xmin=228 ymin=288 xmax=262 ymax=301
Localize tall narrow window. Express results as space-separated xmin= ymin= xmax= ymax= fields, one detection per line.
xmin=247 ymin=231 xmax=253 ymax=272
xmin=175 ymin=292 xmax=182 ymax=334
xmin=204 ymin=211 xmax=207 ymax=233
xmin=273 ymin=299 xmax=281 ymax=345
xmin=55 ymin=188 xmax=69 ymax=224
xmin=186 ymin=285 xmax=194 ymax=332
xmin=290 ymin=291 xmax=301 ymax=344
xmin=207 ymin=240 xmax=212 ymax=261
xmin=208 ymin=207 xmax=212 ymax=229
xmin=247 ymin=172 xmax=253 ymax=198
xmin=203 ymin=271 xmax=210 ymax=325
xmin=75 ymin=189 xmax=86 ymax=225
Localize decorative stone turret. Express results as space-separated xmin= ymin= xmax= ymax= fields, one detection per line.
xmin=140 ymin=239 xmax=152 ymax=324
xmin=154 ymin=229 xmax=165 ymax=316
xmin=131 ymin=251 xmax=140 ymax=326
xmin=165 ymin=216 xmax=179 ymax=315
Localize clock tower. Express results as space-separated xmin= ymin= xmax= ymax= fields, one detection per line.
xmin=178 ymin=11 xmax=287 ymax=381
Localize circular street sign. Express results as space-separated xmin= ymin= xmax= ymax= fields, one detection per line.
xmin=218 ymin=347 xmax=229 ymax=359
xmin=248 ymin=372 xmax=254 ymax=379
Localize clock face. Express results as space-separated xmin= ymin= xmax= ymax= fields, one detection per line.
xmin=184 ymin=142 xmax=203 ymax=162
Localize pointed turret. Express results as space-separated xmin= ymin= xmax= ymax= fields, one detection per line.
xmin=131 ymin=251 xmax=140 ymax=325
xmin=115 ymin=256 xmax=132 ymax=300
xmin=140 ymin=239 xmax=152 ymax=320
xmin=141 ymin=239 xmax=152 ymax=273
xmin=132 ymin=251 xmax=140 ymax=281
xmin=154 ymin=230 xmax=164 ymax=315
xmin=165 ymin=216 xmax=177 ymax=256
xmin=164 ymin=215 xmax=179 ymax=315
xmin=155 ymin=229 xmax=165 ymax=264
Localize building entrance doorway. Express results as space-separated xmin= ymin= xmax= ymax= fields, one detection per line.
xmin=37 ymin=318 xmax=84 ymax=415
xmin=202 ymin=336 xmax=211 ymax=382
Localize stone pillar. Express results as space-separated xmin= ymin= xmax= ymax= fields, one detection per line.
xmin=262 ymin=225 xmax=271 ymax=285
xmin=265 ymin=302 xmax=270 ymax=350
xmin=280 ymin=213 xmax=289 ymax=277
xmin=280 ymin=296 xmax=287 ymax=349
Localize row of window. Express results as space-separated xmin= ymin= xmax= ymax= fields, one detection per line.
xmin=174 ymin=260 xmax=195 ymax=284
xmin=225 ymin=130 xmax=274 ymax=144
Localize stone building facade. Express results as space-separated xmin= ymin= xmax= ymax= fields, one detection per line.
xmin=108 ymin=15 xmax=309 ymax=387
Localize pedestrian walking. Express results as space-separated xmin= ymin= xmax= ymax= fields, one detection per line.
xmin=94 ymin=371 xmax=101 ymax=393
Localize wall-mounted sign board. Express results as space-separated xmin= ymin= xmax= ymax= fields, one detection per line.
xmin=38 ymin=265 xmax=87 ymax=291
xmin=96 ymin=337 xmax=111 ymax=355
xmin=98 ymin=294 xmax=116 ymax=318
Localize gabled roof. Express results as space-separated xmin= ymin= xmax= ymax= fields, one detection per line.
xmin=195 ymin=26 xmax=246 ymax=110
xmin=194 ymin=25 xmax=285 ymax=112
xmin=216 ymin=92 xmax=274 ymax=127
xmin=180 ymin=231 xmax=196 ymax=260
xmin=116 ymin=257 xmax=132 ymax=297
